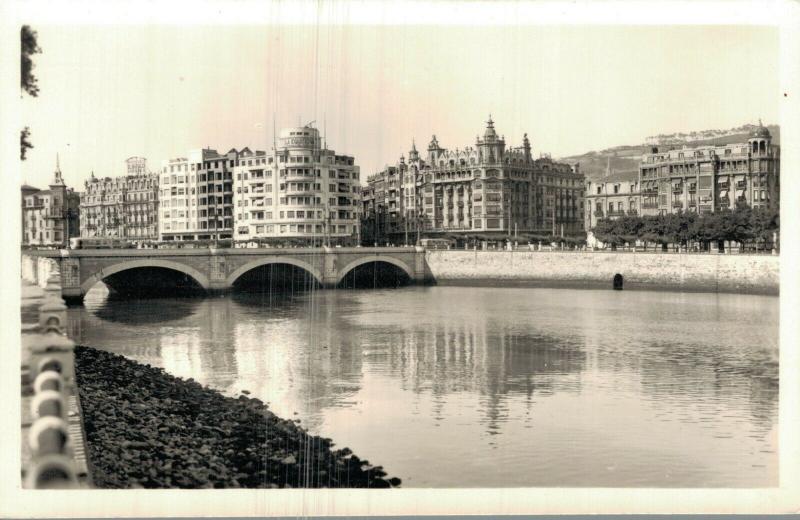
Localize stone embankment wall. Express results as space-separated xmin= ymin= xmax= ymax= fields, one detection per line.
xmin=425 ymin=251 xmax=779 ymax=295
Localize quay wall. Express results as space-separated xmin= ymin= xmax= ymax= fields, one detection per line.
xmin=424 ymin=250 xmax=780 ymax=295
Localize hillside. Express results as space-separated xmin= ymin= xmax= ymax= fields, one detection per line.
xmin=558 ymin=125 xmax=780 ymax=182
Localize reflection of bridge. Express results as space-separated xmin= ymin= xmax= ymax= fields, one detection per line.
xmin=22 ymin=247 xmax=431 ymax=302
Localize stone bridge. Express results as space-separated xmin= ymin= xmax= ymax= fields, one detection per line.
xmin=21 ymin=247 xmax=431 ymax=302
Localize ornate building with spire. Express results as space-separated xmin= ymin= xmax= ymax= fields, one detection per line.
xmin=362 ymin=117 xmax=584 ymax=244
xmin=21 ymin=156 xmax=81 ymax=246
xmin=80 ymin=157 xmax=159 ymax=239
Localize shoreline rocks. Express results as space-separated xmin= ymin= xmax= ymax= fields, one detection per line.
xmin=74 ymin=346 xmax=401 ymax=489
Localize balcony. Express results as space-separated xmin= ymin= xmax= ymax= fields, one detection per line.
xmin=641 ymin=202 xmax=659 ymax=209
xmin=607 ymin=210 xmax=625 ymax=217
xmin=736 ymin=181 xmax=747 ymax=189
xmin=594 ymin=210 xmax=604 ymax=217
xmin=672 ymin=201 xmax=683 ymax=208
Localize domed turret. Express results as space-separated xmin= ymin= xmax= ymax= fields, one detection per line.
xmin=476 ymin=116 xmax=505 ymax=164
xmin=748 ymin=119 xmax=772 ymax=155
xmin=749 ymin=119 xmax=771 ymax=138
xmin=483 ymin=115 xmax=498 ymax=141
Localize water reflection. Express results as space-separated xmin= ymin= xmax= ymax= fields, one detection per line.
xmin=69 ymin=285 xmax=779 ymax=487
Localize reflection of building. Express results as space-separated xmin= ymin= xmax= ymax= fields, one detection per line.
xmin=22 ymin=157 xmax=80 ymax=246
xmin=80 ymin=157 xmax=159 ymax=239
xmin=232 ymin=125 xmax=361 ymax=244
xmin=584 ymin=168 xmax=640 ymax=230
xmin=362 ymin=118 xmax=585 ymax=243
xmin=639 ymin=121 xmax=780 ymax=216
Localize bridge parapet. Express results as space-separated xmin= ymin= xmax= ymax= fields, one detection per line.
xmin=21 ymin=246 xmax=432 ymax=300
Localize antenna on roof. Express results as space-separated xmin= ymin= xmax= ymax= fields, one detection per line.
xmin=323 ymin=113 xmax=327 ymax=150
xmin=272 ymin=113 xmax=277 ymax=150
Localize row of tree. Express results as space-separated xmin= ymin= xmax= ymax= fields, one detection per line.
xmin=592 ymin=203 xmax=779 ymax=252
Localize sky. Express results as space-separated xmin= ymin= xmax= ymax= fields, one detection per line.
xmin=21 ymin=24 xmax=779 ymax=190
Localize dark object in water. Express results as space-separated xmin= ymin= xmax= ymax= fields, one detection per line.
xmin=613 ymin=273 xmax=624 ymax=290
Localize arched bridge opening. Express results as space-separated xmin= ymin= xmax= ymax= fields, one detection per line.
xmin=337 ymin=260 xmax=412 ymax=289
xmin=231 ymin=262 xmax=321 ymax=295
xmin=99 ymin=267 xmax=207 ymax=299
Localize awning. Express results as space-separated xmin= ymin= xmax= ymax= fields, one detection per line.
xmin=716 ymin=177 xmax=728 ymax=184
xmin=735 ymin=189 xmax=744 ymax=196
xmin=719 ymin=190 xmax=728 ymax=198
xmin=734 ymin=175 xmax=746 ymax=182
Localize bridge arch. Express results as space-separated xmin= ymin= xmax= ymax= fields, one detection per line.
xmin=226 ymin=256 xmax=324 ymax=287
xmin=80 ymin=258 xmax=211 ymax=295
xmin=336 ymin=256 xmax=415 ymax=285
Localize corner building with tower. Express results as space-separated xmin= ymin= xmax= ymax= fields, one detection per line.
xmin=157 ymin=124 xmax=360 ymax=244
xmin=231 ymin=125 xmax=361 ymax=244
xmin=638 ymin=122 xmax=779 ymax=216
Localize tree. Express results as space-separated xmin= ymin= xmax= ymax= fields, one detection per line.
xmin=21 ymin=127 xmax=33 ymax=161
xmin=750 ymin=206 xmax=779 ymax=251
xmin=675 ymin=211 xmax=697 ymax=249
xmin=21 ymin=25 xmax=41 ymax=161
xmin=21 ymin=25 xmax=41 ymax=96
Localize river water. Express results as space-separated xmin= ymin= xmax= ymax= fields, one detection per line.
xmin=67 ymin=285 xmax=779 ymax=488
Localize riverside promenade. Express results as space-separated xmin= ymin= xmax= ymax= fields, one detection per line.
xmin=21 ymin=280 xmax=91 ymax=488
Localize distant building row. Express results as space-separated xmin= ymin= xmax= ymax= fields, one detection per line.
xmin=21 ymin=126 xmax=361 ymax=247
xmin=585 ymin=122 xmax=780 ymax=230
xmin=20 ymin=120 xmax=781 ymax=249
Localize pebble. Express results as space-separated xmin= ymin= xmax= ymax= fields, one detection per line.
xmin=74 ymin=345 xmax=401 ymax=489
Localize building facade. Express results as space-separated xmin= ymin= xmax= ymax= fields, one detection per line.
xmin=584 ymin=171 xmax=640 ymax=231
xmin=158 ymin=148 xmax=234 ymax=241
xmin=232 ymin=126 xmax=361 ymax=244
xmin=80 ymin=157 xmax=159 ymax=239
xmin=362 ymin=118 xmax=584 ymax=243
xmin=22 ymin=159 xmax=80 ymax=247
xmin=159 ymin=125 xmax=360 ymax=244
xmin=638 ymin=123 xmax=779 ymax=217
xmin=583 ymin=122 xmax=780 ymax=236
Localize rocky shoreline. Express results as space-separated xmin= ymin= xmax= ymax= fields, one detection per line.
xmin=74 ymin=346 xmax=401 ymax=488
